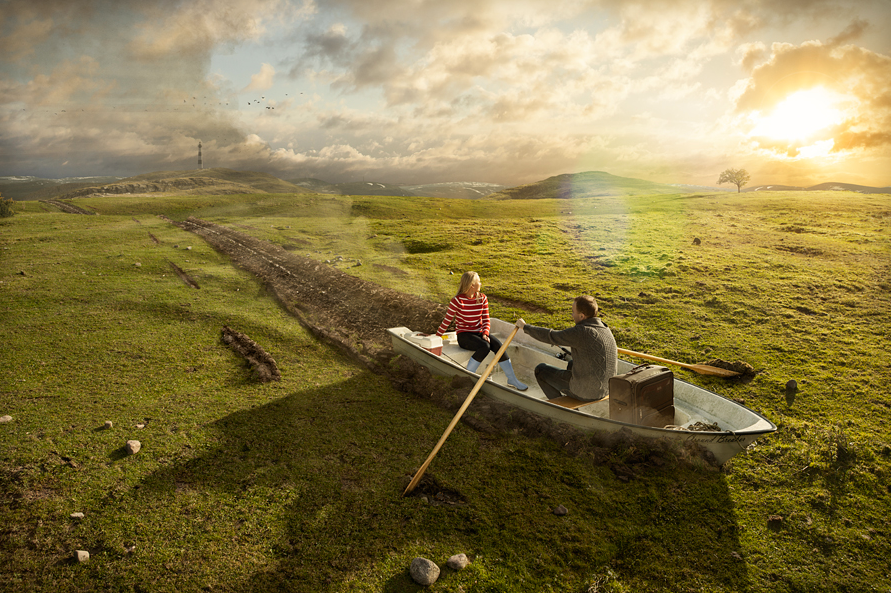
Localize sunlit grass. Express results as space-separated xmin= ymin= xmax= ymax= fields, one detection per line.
xmin=2 ymin=189 xmax=890 ymax=592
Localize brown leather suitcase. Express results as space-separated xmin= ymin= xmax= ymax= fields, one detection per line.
xmin=609 ymin=364 xmax=675 ymax=427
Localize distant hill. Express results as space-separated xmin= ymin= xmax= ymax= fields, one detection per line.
xmin=745 ymin=182 xmax=890 ymax=194
xmin=285 ymin=178 xmax=506 ymax=198
xmin=0 ymin=176 xmax=123 ymax=200
xmin=488 ymin=171 xmax=685 ymax=200
xmin=332 ymin=181 xmax=416 ymax=197
xmin=13 ymin=168 xmax=312 ymax=200
xmin=288 ymin=178 xmax=340 ymax=194
xmin=398 ymin=181 xmax=506 ymax=199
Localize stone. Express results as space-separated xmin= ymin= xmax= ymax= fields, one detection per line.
xmin=136 ymin=423 xmax=145 ymax=429
xmin=70 ymin=512 xmax=85 ymax=520
xmin=447 ymin=553 xmax=470 ymax=570
xmin=0 ymin=415 xmax=12 ymax=423
xmin=74 ymin=550 xmax=90 ymax=563
xmin=553 ymin=505 xmax=568 ymax=516
xmin=785 ymin=379 xmax=798 ymax=392
xmin=103 ymin=421 xmax=113 ymax=430
xmin=410 ymin=557 xmax=440 ymax=586
xmin=693 ymin=237 xmax=701 ymax=245
xmin=134 ymin=262 xmax=141 ymax=267
xmin=125 ymin=440 xmax=141 ymax=455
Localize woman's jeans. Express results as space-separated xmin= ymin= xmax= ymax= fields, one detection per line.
xmin=457 ymin=332 xmax=507 ymax=363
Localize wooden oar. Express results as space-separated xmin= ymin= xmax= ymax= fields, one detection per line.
xmin=403 ymin=318 xmax=525 ymax=496
xmin=617 ymin=347 xmax=740 ymax=377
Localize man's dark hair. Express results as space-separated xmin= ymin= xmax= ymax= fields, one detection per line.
xmin=574 ymin=295 xmax=599 ymax=318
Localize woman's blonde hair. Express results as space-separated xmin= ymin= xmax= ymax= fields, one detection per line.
xmin=457 ymin=271 xmax=481 ymax=298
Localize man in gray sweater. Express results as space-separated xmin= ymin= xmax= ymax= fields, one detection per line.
xmin=522 ymin=295 xmax=617 ymax=401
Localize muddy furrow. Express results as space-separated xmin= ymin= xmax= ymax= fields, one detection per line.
xmin=167 ymin=216 xmax=446 ymax=370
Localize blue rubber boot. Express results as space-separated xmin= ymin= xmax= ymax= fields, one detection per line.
xmin=466 ymin=357 xmax=481 ymax=373
xmin=499 ymin=359 xmax=528 ymax=391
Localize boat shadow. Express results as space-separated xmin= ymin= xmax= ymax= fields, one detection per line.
xmin=122 ymin=374 xmax=750 ymax=592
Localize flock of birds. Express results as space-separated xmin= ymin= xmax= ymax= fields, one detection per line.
xmin=22 ymin=92 xmax=306 ymax=115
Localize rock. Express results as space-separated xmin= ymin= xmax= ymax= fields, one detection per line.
xmin=103 ymin=420 xmax=113 ymax=430
xmin=70 ymin=512 xmax=85 ymax=520
xmin=74 ymin=550 xmax=90 ymax=563
xmin=186 ymin=246 xmax=192 ymax=250
xmin=134 ymin=262 xmax=141 ymax=267
xmin=125 ymin=440 xmax=141 ymax=455
xmin=447 ymin=553 xmax=470 ymax=570
xmin=785 ymin=379 xmax=798 ymax=392
xmin=0 ymin=415 xmax=12 ymax=423
xmin=553 ymin=505 xmax=568 ymax=516
xmin=692 ymin=237 xmax=701 ymax=245
xmin=410 ymin=557 xmax=440 ymax=586
xmin=136 ymin=423 xmax=145 ymax=429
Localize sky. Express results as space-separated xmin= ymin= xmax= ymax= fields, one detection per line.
xmin=1 ymin=0 xmax=890 ymax=187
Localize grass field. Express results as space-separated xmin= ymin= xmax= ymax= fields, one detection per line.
xmin=1 ymin=190 xmax=890 ymax=592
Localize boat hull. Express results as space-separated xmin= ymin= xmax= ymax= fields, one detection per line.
xmin=388 ymin=320 xmax=776 ymax=465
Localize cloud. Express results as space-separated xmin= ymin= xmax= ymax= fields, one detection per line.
xmin=733 ymin=33 xmax=891 ymax=156
xmin=244 ymin=63 xmax=276 ymax=92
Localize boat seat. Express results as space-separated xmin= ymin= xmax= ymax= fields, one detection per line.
xmin=548 ymin=395 xmax=608 ymax=409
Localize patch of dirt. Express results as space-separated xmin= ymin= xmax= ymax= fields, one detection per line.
xmin=703 ymin=358 xmax=756 ymax=380
xmin=373 ymin=263 xmax=409 ymax=276
xmin=148 ymin=232 xmax=160 ymax=244
xmin=776 ymin=244 xmax=824 ymax=256
xmin=221 ymin=326 xmax=281 ymax=382
xmin=171 ymin=216 xmax=720 ymax=469
xmin=39 ymin=200 xmax=95 ymax=215
xmin=168 ymin=261 xmax=200 ymax=289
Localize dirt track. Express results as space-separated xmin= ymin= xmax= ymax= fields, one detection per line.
xmin=169 ymin=216 xmax=716 ymax=472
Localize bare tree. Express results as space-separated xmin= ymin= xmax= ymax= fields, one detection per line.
xmin=717 ymin=168 xmax=750 ymax=193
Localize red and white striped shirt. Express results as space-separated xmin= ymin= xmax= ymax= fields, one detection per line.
xmin=436 ymin=293 xmax=490 ymax=336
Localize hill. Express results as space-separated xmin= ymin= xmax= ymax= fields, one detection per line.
xmin=0 ymin=176 xmax=122 ymax=200
xmin=398 ymin=181 xmax=506 ymax=199
xmin=285 ymin=178 xmax=507 ymax=199
xmin=745 ymin=182 xmax=890 ymax=193
xmin=332 ymin=181 xmax=416 ymax=197
xmin=488 ymin=171 xmax=685 ymax=200
xmin=3 ymin=169 xmax=313 ymax=201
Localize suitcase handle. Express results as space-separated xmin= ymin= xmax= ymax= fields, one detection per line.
xmin=625 ymin=363 xmax=653 ymax=376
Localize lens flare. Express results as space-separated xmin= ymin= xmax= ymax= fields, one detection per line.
xmin=749 ymin=87 xmax=847 ymax=143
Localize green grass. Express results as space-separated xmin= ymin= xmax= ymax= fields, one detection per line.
xmin=2 ymin=190 xmax=890 ymax=592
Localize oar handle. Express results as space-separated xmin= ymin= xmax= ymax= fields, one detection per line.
xmin=403 ymin=319 xmax=525 ymax=496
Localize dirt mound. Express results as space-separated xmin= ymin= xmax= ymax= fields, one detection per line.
xmin=221 ymin=326 xmax=281 ymax=382
xmin=703 ymin=358 xmax=756 ymax=379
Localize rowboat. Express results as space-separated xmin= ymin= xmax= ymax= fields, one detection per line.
xmin=388 ymin=318 xmax=776 ymax=464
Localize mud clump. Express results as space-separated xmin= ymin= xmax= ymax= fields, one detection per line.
xmin=703 ymin=358 xmax=756 ymax=379
xmin=221 ymin=326 xmax=281 ymax=382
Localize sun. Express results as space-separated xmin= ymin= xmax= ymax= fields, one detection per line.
xmin=749 ymin=87 xmax=847 ymax=143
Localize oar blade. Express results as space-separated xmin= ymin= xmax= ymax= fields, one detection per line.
xmin=689 ymin=364 xmax=740 ymax=377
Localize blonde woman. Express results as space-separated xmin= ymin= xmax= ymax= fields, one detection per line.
xmin=436 ymin=271 xmax=527 ymax=390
